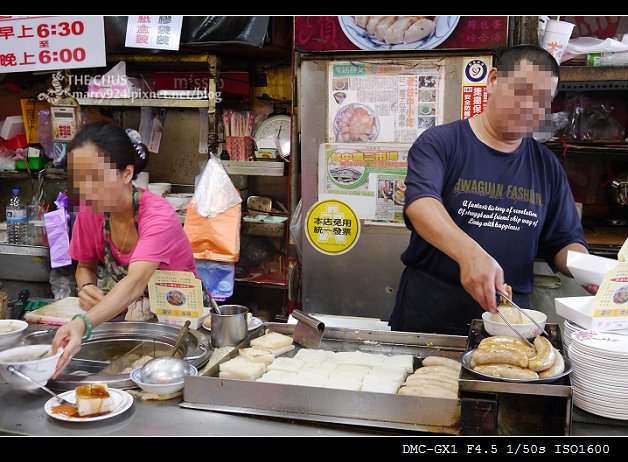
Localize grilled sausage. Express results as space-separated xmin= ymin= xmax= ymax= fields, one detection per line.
xmin=478 ymin=336 xmax=536 ymax=358
xmin=422 ymin=356 xmax=461 ymax=372
xmin=472 ymin=347 xmax=529 ymax=368
xmin=473 ymin=364 xmax=539 ymax=379
xmin=413 ymin=365 xmax=459 ymax=377
xmin=528 ymin=336 xmax=556 ymax=372
xmin=539 ymin=349 xmax=565 ymax=378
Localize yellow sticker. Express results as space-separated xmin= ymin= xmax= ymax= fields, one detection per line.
xmin=305 ymin=199 xmax=360 ymax=255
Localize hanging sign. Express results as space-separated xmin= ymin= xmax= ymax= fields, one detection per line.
xmin=461 ymin=57 xmax=491 ymax=119
xmin=125 ymin=15 xmax=183 ymax=51
xmin=305 ymin=199 xmax=360 ymax=256
xmin=0 ymin=16 xmax=105 ymax=73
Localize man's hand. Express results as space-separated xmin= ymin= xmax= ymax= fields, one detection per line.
xmin=583 ymin=284 xmax=598 ymax=295
xmin=458 ymin=246 xmax=505 ymax=313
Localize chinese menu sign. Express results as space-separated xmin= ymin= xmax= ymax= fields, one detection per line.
xmin=318 ymin=143 xmax=409 ymax=221
xmin=461 ymin=57 xmax=491 ymax=119
xmin=148 ymin=270 xmax=204 ymax=319
xmin=296 ymin=16 xmax=508 ymax=52
xmin=0 ymin=16 xmax=105 ymax=73
xmin=125 ymin=15 xmax=183 ymax=51
xmin=329 ymin=62 xmax=442 ymax=144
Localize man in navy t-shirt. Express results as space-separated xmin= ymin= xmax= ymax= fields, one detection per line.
xmin=390 ymin=45 xmax=590 ymax=335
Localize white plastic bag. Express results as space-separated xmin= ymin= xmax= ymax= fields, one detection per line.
xmin=193 ymin=155 xmax=242 ymax=218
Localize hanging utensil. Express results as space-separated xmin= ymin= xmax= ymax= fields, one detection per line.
xmin=497 ymin=291 xmax=550 ymax=338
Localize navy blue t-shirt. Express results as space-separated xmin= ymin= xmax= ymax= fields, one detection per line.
xmin=402 ymin=118 xmax=587 ymax=295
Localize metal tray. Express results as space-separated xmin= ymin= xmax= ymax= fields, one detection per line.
xmin=182 ymin=323 xmax=467 ymax=434
xmin=22 ymin=321 xmax=211 ymax=390
xmin=461 ymin=349 xmax=572 ymax=384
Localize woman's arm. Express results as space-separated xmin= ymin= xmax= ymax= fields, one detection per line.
xmin=52 ymin=260 xmax=160 ymax=376
xmin=75 ymin=261 xmax=104 ymax=310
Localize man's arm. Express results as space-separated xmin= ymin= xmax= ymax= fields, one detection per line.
xmin=553 ymin=242 xmax=588 ymax=277
xmin=405 ymin=197 xmax=503 ymax=312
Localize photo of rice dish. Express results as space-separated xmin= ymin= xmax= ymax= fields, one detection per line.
xmin=166 ymin=290 xmax=186 ymax=307
xmin=613 ymin=285 xmax=628 ymax=305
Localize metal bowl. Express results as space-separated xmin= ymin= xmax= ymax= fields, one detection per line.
xmin=22 ymin=322 xmax=211 ymax=391
xmin=130 ymin=364 xmax=197 ymax=394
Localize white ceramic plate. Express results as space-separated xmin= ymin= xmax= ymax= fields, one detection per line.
xmin=202 ymin=316 xmax=263 ymax=333
xmin=461 ymin=349 xmax=571 ymax=384
xmin=571 ymin=330 xmax=628 ymax=356
xmin=44 ymin=388 xmax=133 ymax=422
xmin=338 ymin=16 xmax=460 ymax=51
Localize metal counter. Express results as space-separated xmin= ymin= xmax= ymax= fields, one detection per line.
xmin=0 ymin=380 xmax=625 ymax=436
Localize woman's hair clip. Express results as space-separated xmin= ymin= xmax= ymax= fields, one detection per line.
xmin=125 ymin=128 xmax=146 ymax=160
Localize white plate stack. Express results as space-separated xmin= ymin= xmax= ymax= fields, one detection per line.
xmin=563 ymin=320 xmax=585 ymax=357
xmin=569 ymin=330 xmax=628 ymax=420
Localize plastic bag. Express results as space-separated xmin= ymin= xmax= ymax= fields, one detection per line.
xmin=195 ymin=260 xmax=234 ymax=301
xmin=193 ymin=155 xmax=241 ymax=218
xmin=44 ymin=193 xmax=71 ymax=268
xmin=184 ymin=203 xmax=241 ymax=262
xmin=289 ymin=199 xmax=303 ymax=262
xmin=561 ymin=94 xmax=626 ymax=142
xmin=36 ymin=108 xmax=54 ymax=159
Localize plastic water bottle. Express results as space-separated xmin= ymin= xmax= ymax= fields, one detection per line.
xmin=6 ymin=188 xmax=27 ymax=245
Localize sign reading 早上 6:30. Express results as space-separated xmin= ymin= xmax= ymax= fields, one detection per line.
xmin=0 ymin=16 xmax=106 ymax=73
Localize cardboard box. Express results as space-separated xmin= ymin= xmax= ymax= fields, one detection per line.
xmin=556 ymin=296 xmax=628 ymax=331
xmin=566 ymin=250 xmax=618 ymax=286
xmin=148 ymin=270 xmax=208 ymax=328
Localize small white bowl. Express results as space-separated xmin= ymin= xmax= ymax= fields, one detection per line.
xmin=0 ymin=320 xmax=28 ymax=350
xmin=130 ymin=365 xmax=197 ymax=395
xmin=482 ymin=309 xmax=547 ymax=340
xmin=164 ymin=193 xmax=193 ymax=211
xmin=0 ymin=344 xmax=63 ymax=392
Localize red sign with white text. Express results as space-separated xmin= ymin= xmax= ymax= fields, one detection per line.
xmin=0 ymin=16 xmax=106 ymax=73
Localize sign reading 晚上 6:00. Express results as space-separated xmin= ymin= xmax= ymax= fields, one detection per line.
xmin=305 ymin=199 xmax=361 ymax=256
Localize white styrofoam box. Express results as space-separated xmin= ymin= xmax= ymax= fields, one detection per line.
xmin=0 ymin=116 xmax=25 ymax=140
xmin=555 ymin=296 xmax=628 ymax=331
xmin=566 ymin=250 xmax=618 ymax=286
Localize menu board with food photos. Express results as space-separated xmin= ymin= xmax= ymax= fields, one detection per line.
xmin=593 ymin=262 xmax=628 ymax=321
xmin=148 ymin=270 xmax=204 ymax=319
xmin=328 ymin=61 xmax=442 ymax=144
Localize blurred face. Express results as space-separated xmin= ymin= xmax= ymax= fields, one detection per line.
xmin=487 ymin=59 xmax=557 ymax=139
xmin=69 ymin=143 xmax=133 ymax=213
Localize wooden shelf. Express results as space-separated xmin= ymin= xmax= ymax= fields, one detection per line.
xmin=222 ymin=160 xmax=286 ymax=176
xmin=545 ymin=141 xmax=628 ymax=161
xmin=76 ymin=98 xmax=211 ymax=108
xmin=0 ymin=169 xmax=67 ymax=180
xmin=559 ymin=66 xmax=628 ymax=84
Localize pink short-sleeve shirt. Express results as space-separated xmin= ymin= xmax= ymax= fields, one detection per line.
xmin=69 ymin=190 xmax=198 ymax=278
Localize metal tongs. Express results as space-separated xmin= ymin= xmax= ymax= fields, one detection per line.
xmin=497 ymin=291 xmax=550 ymax=338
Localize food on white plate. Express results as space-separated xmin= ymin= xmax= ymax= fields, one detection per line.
xmin=335 ymin=105 xmax=377 ymax=142
xmin=219 ymin=356 xmax=266 ymax=381
xmin=76 ymin=383 xmax=114 ymax=417
xmin=294 ymin=348 xmax=330 ymax=363
xmin=528 ymin=336 xmax=556 ymax=372
xmin=239 ymin=347 xmax=275 ymax=365
xmin=361 ymin=375 xmax=401 ymax=394
xmin=398 ymin=385 xmax=457 ymax=399
xmin=539 ymin=349 xmax=565 ymax=378
xmin=422 ymin=356 xmax=461 ymax=372
xmin=353 ymin=16 xmax=437 ymax=44
xmin=474 ymin=364 xmax=540 ymax=380
xmin=471 ymin=347 xmax=529 ymax=368
xmin=325 ymin=376 xmax=363 ymax=391
xmin=478 ymin=336 xmax=536 ymax=358
xmin=267 ymin=357 xmax=305 ymax=373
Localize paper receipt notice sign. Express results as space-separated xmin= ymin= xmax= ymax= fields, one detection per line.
xmin=0 ymin=16 xmax=105 ymax=73
xmin=148 ymin=271 xmax=204 ymax=318
xmin=305 ymin=199 xmax=360 ymax=256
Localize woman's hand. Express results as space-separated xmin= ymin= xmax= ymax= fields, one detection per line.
xmin=458 ymin=246 xmax=504 ymax=313
xmin=78 ymin=284 xmax=105 ymax=310
xmin=51 ymin=319 xmax=86 ymax=378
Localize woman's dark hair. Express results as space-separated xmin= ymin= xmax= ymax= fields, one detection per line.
xmin=67 ymin=122 xmax=149 ymax=179
xmin=496 ymin=45 xmax=560 ymax=85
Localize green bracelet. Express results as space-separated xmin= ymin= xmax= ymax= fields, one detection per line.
xmin=72 ymin=314 xmax=92 ymax=341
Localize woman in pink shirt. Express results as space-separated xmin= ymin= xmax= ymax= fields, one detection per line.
xmin=52 ymin=122 xmax=198 ymax=375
